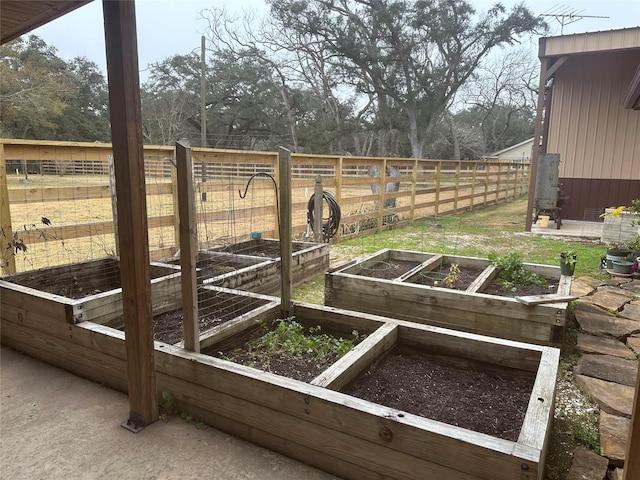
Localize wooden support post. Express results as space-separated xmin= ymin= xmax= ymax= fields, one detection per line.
xmin=107 ymin=154 xmax=120 ymax=257
xmin=435 ymin=162 xmax=441 ymax=216
xmin=272 ymin=153 xmax=280 ymax=239
xmin=513 ymin=163 xmax=519 ymax=199
xmin=469 ymin=163 xmax=477 ymax=210
xmin=484 ymin=163 xmax=490 ymax=206
xmin=624 ymin=369 xmax=640 ymax=480
xmin=170 ymin=151 xmax=181 ymax=253
xmin=103 ymin=0 xmax=157 ymax=429
xmin=0 ymin=143 xmax=16 ymax=274
xmin=377 ymin=159 xmax=386 ymax=232
xmin=278 ymin=147 xmax=292 ymax=318
xmin=495 ymin=163 xmax=502 ymax=202
xmin=409 ymin=159 xmax=417 ymax=222
xmin=176 ymin=142 xmax=199 ymax=353
xmin=335 ymin=157 xmax=343 ymax=240
xmin=313 ymin=175 xmax=323 ymax=242
xmin=453 ymin=162 xmax=460 ymax=213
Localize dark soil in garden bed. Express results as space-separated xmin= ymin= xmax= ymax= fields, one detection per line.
xmin=410 ymin=263 xmax=482 ymax=290
xmin=195 ymin=259 xmax=238 ymax=279
xmin=6 ymin=273 xmax=121 ymax=299
xmin=343 ymin=350 xmax=533 ymax=441
xmin=356 ymin=260 xmax=419 ymax=280
xmin=481 ymin=278 xmax=558 ymax=297
xmin=153 ymin=306 xmax=238 ymax=345
xmin=210 ymin=321 xmax=365 ymax=383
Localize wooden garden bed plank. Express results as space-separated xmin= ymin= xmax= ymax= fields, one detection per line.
xmin=311 ymin=322 xmax=398 ymax=390
xmin=518 ymin=347 xmax=560 ymax=450
xmin=515 ymin=294 xmax=577 ymax=306
xmin=1 ymin=321 xmax=127 ymax=392
xmin=171 ymin=401 xmax=397 ymax=480
xmin=396 ymin=323 xmax=544 ymax=373
xmin=397 ymin=255 xmax=442 ymax=282
xmin=156 ymin=353 xmax=536 ymax=480
xmin=325 ymin=279 xmax=560 ymax=346
xmin=155 ymin=345 xmax=541 ymax=480
xmin=467 ymin=266 xmax=499 ymax=293
xmin=326 ymin=273 xmax=565 ymax=326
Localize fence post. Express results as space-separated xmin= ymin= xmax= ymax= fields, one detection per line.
xmin=175 ymin=142 xmax=199 ymax=353
xmin=454 ymin=161 xmax=461 ymax=213
xmin=484 ymin=163 xmax=490 ymax=206
xmin=107 ymin=154 xmax=120 ymax=257
xmin=376 ymin=158 xmax=387 ymax=232
xmin=335 ymin=157 xmax=343 ymax=240
xmin=410 ymin=159 xmax=417 ymax=223
xmin=495 ymin=163 xmax=502 ymax=203
xmin=470 ymin=162 xmax=477 ymax=211
xmin=435 ymin=162 xmax=442 ymax=216
xmin=278 ymin=147 xmax=292 ymax=318
xmin=272 ymin=153 xmax=280 ymax=239
xmin=314 ymin=175 xmax=323 ymax=242
xmin=0 ymin=143 xmax=16 ymax=274
xmin=513 ymin=163 xmax=519 ymax=199
xmin=170 ymin=151 xmax=181 ymax=252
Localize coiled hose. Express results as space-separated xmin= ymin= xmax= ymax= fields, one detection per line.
xmin=306 ymin=191 xmax=341 ymax=242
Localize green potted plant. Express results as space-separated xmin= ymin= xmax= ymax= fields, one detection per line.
xmin=559 ymin=250 xmax=577 ymax=276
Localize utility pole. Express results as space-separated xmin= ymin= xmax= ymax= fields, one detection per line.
xmin=201 ymin=36 xmax=206 ymax=148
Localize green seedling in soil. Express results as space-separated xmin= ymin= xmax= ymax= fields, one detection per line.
xmin=488 ymin=252 xmax=547 ymax=289
xmin=443 ymin=263 xmax=461 ymax=289
xmin=222 ymin=317 xmax=365 ymax=369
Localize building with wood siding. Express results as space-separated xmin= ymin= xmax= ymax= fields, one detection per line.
xmin=527 ymin=27 xmax=640 ymax=223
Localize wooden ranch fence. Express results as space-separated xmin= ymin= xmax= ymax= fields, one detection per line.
xmin=1 ymin=139 xmax=530 ymax=273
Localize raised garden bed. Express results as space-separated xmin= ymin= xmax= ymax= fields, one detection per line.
xmin=0 ymin=257 xmax=181 ymax=326
xmin=208 ymin=238 xmax=329 ymax=294
xmin=156 ymin=251 xmax=274 ymax=289
xmin=0 ymin=298 xmax=559 ymax=480
xmin=146 ymin=286 xmax=276 ymax=345
xmin=326 ymin=249 xmax=572 ymax=346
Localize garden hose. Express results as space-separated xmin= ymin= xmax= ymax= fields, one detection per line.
xmin=307 ymin=191 xmax=341 ymax=242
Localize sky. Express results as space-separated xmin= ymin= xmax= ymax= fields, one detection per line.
xmin=30 ymin=0 xmax=640 ymax=82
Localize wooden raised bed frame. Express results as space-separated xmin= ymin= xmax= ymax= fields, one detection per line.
xmin=208 ymin=238 xmax=329 ymax=294
xmin=1 ymin=286 xmax=559 ymax=480
xmin=325 ymin=249 xmax=572 ymax=346
xmin=0 ymin=257 xmax=181 ymax=326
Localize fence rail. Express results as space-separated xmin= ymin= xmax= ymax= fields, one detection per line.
xmin=1 ymin=139 xmax=530 ymax=273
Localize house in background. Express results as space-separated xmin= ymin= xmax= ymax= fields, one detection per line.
xmin=483 ymin=137 xmax=533 ymax=163
xmin=526 ymin=27 xmax=640 ymax=227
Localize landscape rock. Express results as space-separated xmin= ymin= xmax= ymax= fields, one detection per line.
xmin=575 ymin=375 xmax=635 ymax=417
xmin=566 ymin=447 xmax=609 ymax=480
xmin=619 ymin=279 xmax=640 ymax=296
xmin=578 ymin=289 xmax=632 ymax=313
xmin=576 ymin=334 xmax=637 ymax=359
xmin=571 ymin=278 xmax=596 ymax=297
xmin=627 ymin=336 xmax=640 ymax=355
xmin=574 ymin=276 xmax=607 ymax=289
xmin=618 ymin=302 xmax=640 ymax=321
xmin=599 ymin=411 xmax=630 ymax=468
xmin=575 ymin=309 xmax=640 ymax=339
xmin=611 ymin=468 xmax=625 ymax=480
xmin=574 ymin=354 xmax=638 ymax=386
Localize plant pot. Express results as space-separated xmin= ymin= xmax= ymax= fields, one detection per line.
xmin=612 ymin=260 xmax=634 ymax=275
xmin=605 ymin=249 xmax=631 ymax=269
xmin=559 ymin=254 xmax=576 ymax=276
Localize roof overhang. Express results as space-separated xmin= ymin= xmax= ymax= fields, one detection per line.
xmin=1 ymin=0 xmax=94 ymax=44
xmin=538 ymin=27 xmax=640 ymax=110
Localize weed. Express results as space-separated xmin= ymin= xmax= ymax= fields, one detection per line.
xmin=160 ymin=390 xmax=175 ymax=421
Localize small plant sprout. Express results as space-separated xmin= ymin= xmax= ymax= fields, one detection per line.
xmin=443 ymin=263 xmax=461 ymax=289
xmin=160 ymin=390 xmax=176 ymax=421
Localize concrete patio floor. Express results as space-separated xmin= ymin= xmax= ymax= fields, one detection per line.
xmin=0 ymin=346 xmax=339 ymax=480
xmin=530 ymin=219 xmax=603 ymax=240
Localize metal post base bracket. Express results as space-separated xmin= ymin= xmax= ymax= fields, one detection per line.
xmin=121 ymin=418 xmax=145 ymax=433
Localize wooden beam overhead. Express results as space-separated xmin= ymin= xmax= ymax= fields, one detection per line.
xmin=1 ymin=1 xmax=94 ymax=45
xmin=102 ymin=0 xmax=157 ymax=429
